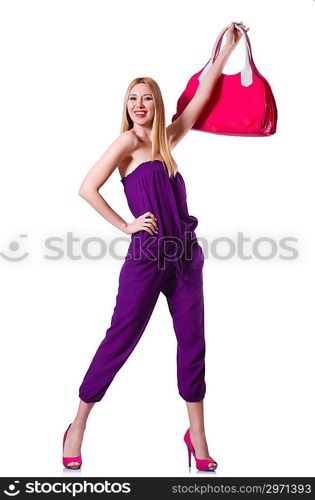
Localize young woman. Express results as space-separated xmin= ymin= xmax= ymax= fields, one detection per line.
xmin=62 ymin=21 xmax=249 ymax=471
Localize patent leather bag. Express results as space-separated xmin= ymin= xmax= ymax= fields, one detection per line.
xmin=171 ymin=23 xmax=278 ymax=136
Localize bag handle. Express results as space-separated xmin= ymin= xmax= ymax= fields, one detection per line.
xmin=198 ymin=23 xmax=253 ymax=87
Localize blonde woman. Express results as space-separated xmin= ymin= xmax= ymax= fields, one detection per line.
xmin=62 ymin=21 xmax=249 ymax=471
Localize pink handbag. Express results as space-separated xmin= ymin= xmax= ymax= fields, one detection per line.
xmin=172 ymin=24 xmax=278 ymax=137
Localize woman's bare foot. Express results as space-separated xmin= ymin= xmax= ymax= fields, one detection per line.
xmin=189 ymin=428 xmax=217 ymax=470
xmin=63 ymin=422 xmax=86 ymax=468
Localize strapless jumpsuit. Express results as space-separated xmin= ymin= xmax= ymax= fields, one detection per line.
xmin=79 ymin=160 xmax=206 ymax=403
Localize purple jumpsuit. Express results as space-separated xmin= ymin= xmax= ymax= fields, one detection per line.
xmin=79 ymin=160 xmax=206 ymax=403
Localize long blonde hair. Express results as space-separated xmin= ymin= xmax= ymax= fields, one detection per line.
xmin=120 ymin=77 xmax=178 ymax=178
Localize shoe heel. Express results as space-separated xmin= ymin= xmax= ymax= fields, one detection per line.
xmin=186 ymin=444 xmax=191 ymax=467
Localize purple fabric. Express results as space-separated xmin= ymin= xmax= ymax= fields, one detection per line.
xmin=119 ymin=160 xmax=199 ymax=278
xmin=78 ymin=160 xmax=206 ymax=403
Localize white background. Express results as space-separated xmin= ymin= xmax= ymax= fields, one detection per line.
xmin=0 ymin=0 xmax=314 ymax=478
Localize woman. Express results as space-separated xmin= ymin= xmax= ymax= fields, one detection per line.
xmin=62 ymin=21 xmax=249 ymax=471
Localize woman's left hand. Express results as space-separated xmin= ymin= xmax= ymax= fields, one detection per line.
xmin=225 ymin=21 xmax=250 ymax=50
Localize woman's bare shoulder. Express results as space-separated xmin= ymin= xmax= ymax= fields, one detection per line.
xmin=114 ymin=130 xmax=138 ymax=149
xmin=108 ymin=130 xmax=138 ymax=163
xmin=117 ymin=130 xmax=138 ymax=163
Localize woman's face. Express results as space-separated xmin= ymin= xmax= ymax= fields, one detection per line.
xmin=127 ymin=83 xmax=155 ymax=126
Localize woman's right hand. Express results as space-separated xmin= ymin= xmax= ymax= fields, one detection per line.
xmin=225 ymin=21 xmax=250 ymax=51
xmin=124 ymin=211 xmax=159 ymax=235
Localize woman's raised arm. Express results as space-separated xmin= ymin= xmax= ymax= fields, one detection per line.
xmin=167 ymin=22 xmax=249 ymax=149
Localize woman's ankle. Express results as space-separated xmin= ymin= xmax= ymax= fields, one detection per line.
xmin=190 ymin=426 xmax=206 ymax=437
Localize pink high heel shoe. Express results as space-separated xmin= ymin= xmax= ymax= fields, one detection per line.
xmin=184 ymin=428 xmax=218 ymax=471
xmin=62 ymin=423 xmax=82 ymax=470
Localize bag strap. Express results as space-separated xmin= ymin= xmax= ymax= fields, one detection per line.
xmin=198 ymin=23 xmax=253 ymax=87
